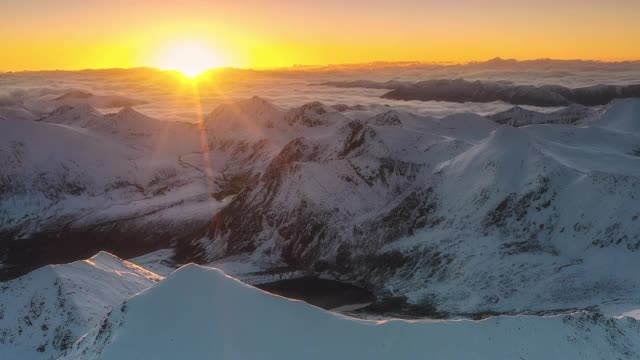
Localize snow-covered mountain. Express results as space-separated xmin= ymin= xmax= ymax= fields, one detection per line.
xmin=488 ymin=104 xmax=598 ymax=127
xmin=2 ymin=94 xmax=639 ymax=318
xmin=0 ymin=98 xmax=352 ymax=278
xmin=0 ymin=252 xmax=161 ymax=360
xmin=205 ymin=95 xmax=285 ymax=133
xmin=0 ymin=106 xmax=38 ymax=122
xmin=40 ymin=103 xmax=106 ymax=128
xmin=587 ymin=98 xmax=640 ymax=134
xmin=284 ymin=101 xmax=351 ymax=127
xmin=59 ymin=264 xmax=640 ymax=360
xmin=0 ymin=106 xmax=214 ymax=278
xmin=1 ymin=92 xmax=640 ymax=358
xmin=41 ymin=104 xmax=198 ymax=139
xmin=176 ymin=97 xmax=640 ymax=315
xmin=50 ymin=91 xmax=146 ymax=109
xmin=0 ymin=90 xmax=146 ymax=121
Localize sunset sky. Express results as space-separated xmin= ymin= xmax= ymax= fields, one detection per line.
xmin=2 ymin=0 xmax=639 ymax=72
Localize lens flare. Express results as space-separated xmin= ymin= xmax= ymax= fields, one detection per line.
xmin=156 ymin=40 xmax=224 ymax=78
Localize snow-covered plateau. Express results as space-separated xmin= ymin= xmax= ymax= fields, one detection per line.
xmin=1 ymin=88 xmax=640 ymax=358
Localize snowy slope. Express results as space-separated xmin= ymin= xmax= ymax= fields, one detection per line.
xmin=3 ymin=94 xmax=640 ymax=319
xmin=0 ymin=106 xmax=38 ymax=121
xmin=0 ymin=90 xmax=147 ymax=121
xmin=284 ymin=101 xmax=351 ymax=127
xmin=0 ymin=106 xmax=218 ymax=278
xmin=0 ymin=112 xmax=206 ymax=237
xmin=0 ymin=252 xmax=161 ymax=360
xmin=386 ymin=121 xmax=640 ymax=313
xmin=380 ymin=107 xmax=640 ymax=313
xmin=178 ymin=98 xmax=640 ymax=315
xmin=184 ymin=113 xmax=481 ymax=266
xmin=488 ymin=104 xmax=597 ymax=127
xmin=61 ymin=265 xmax=640 ymax=360
xmin=129 ymin=249 xmax=177 ymax=277
xmin=41 ymin=104 xmax=200 ymax=145
xmin=205 ymin=95 xmax=285 ymax=133
xmin=589 ymin=98 xmax=640 ymax=134
xmin=0 ymin=116 xmax=140 ymax=223
xmin=41 ymin=104 xmax=106 ymax=128
xmin=2 ymin=97 xmax=351 ymax=277
xmin=50 ymin=91 xmax=146 ymax=109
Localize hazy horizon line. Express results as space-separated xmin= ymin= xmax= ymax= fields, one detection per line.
xmin=3 ymin=56 xmax=640 ymax=74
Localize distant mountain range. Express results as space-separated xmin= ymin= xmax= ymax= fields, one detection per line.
xmin=318 ymin=79 xmax=640 ymax=106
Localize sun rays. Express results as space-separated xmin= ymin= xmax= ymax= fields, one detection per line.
xmin=155 ymin=40 xmax=226 ymax=78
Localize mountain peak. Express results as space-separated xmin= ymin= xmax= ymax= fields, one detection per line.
xmin=42 ymin=103 xmax=103 ymax=127
xmin=248 ymin=95 xmax=273 ymax=104
xmin=48 ymin=103 xmax=101 ymax=116
xmin=54 ymin=90 xmax=93 ymax=100
xmin=0 ymin=252 xmax=160 ymax=360
xmin=210 ymin=96 xmax=280 ymax=114
xmin=205 ymin=96 xmax=283 ymax=130
xmin=367 ymin=110 xmax=404 ymax=126
xmin=285 ymin=101 xmax=348 ymax=127
xmin=116 ymin=106 xmax=143 ymax=117
xmin=108 ymin=106 xmax=157 ymax=125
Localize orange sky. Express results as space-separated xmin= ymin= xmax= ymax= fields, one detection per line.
xmin=1 ymin=0 xmax=639 ymax=71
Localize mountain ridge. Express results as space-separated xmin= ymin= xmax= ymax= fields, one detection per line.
xmin=58 ymin=263 xmax=640 ymax=360
xmin=1 ymin=96 xmax=639 ymax=318
xmin=319 ymin=79 xmax=640 ymax=106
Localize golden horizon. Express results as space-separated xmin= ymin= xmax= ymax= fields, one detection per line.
xmin=4 ymin=55 xmax=640 ymax=74
xmin=2 ymin=1 xmax=639 ymax=72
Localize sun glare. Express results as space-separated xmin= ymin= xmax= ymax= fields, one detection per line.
xmin=156 ymin=40 xmax=224 ymax=78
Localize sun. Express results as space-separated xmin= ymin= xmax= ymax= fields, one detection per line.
xmin=156 ymin=40 xmax=225 ymax=78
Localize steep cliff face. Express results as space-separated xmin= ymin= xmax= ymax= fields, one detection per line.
xmin=185 ymin=119 xmax=445 ymax=268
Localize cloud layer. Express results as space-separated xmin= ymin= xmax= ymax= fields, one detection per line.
xmin=2 ymin=59 xmax=639 ymax=122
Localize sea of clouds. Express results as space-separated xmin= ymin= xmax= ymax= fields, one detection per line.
xmin=1 ymin=59 xmax=639 ymax=122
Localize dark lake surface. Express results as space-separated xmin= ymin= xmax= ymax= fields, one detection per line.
xmin=255 ymin=276 xmax=452 ymax=319
xmin=256 ymin=277 xmax=376 ymax=310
